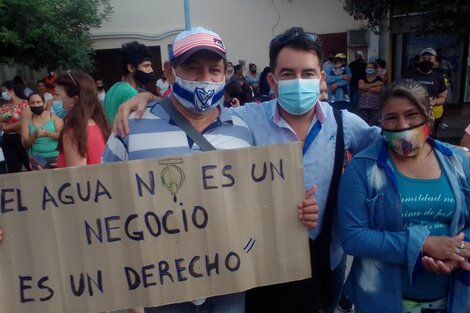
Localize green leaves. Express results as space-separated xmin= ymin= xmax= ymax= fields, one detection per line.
xmin=342 ymin=0 xmax=470 ymax=37
xmin=0 ymin=0 xmax=113 ymax=70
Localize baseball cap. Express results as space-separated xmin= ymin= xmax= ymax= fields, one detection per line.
xmin=420 ymin=47 xmax=437 ymax=56
xmin=169 ymin=27 xmax=226 ymax=64
xmin=356 ymin=50 xmax=364 ymax=58
xmin=335 ymin=53 xmax=347 ymax=59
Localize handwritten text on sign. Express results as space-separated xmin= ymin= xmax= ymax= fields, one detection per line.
xmin=0 ymin=143 xmax=310 ymax=313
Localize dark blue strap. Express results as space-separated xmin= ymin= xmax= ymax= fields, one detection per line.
xmin=302 ymin=120 xmax=322 ymax=155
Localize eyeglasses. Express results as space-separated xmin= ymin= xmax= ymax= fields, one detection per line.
xmin=67 ymin=71 xmax=78 ymax=87
xmin=272 ymin=30 xmax=319 ymax=47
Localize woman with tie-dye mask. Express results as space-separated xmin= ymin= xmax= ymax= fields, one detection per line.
xmin=338 ymin=79 xmax=470 ymax=313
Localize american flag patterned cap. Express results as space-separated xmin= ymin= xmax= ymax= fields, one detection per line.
xmin=169 ymin=27 xmax=226 ymax=64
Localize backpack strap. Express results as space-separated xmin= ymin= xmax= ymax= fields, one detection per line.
xmin=160 ymin=98 xmax=216 ymax=152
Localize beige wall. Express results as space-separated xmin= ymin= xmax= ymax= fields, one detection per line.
xmin=92 ymin=0 xmax=365 ymax=70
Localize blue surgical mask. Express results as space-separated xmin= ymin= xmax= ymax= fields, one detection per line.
xmin=275 ymin=78 xmax=320 ymax=115
xmin=2 ymin=91 xmax=11 ymax=101
xmin=366 ymin=68 xmax=375 ymax=75
xmin=172 ymin=75 xmax=225 ymax=114
xmin=51 ymin=100 xmax=69 ymax=119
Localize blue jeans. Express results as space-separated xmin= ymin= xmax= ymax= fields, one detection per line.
xmin=144 ymin=292 xmax=245 ymax=313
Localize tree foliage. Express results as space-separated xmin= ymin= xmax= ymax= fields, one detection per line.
xmin=0 ymin=0 xmax=113 ymax=71
xmin=342 ymin=0 xmax=470 ymax=37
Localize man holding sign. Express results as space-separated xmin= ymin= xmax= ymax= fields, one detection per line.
xmin=114 ymin=27 xmax=379 ymax=313
xmin=102 ymin=27 xmax=318 ymax=313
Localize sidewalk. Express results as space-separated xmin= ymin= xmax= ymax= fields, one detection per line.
xmin=436 ymin=105 xmax=470 ymax=145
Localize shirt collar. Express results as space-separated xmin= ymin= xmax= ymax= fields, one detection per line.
xmin=272 ymin=100 xmax=326 ymax=125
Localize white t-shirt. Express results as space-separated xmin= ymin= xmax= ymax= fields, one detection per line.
xmin=156 ymin=79 xmax=170 ymax=96
xmin=44 ymin=92 xmax=53 ymax=102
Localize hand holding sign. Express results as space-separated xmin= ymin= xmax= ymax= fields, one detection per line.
xmin=0 ymin=143 xmax=310 ymax=313
xmin=298 ymin=185 xmax=319 ymax=229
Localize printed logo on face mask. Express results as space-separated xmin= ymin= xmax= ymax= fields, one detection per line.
xmin=194 ymin=87 xmax=215 ymax=112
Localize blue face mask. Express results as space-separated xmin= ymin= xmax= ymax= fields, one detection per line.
xmin=172 ymin=75 xmax=225 ymax=114
xmin=366 ymin=68 xmax=375 ymax=75
xmin=2 ymin=91 xmax=11 ymax=101
xmin=51 ymin=100 xmax=69 ymax=119
xmin=275 ymin=78 xmax=320 ymax=115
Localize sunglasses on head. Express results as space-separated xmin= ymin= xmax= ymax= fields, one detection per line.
xmin=273 ymin=31 xmax=319 ymax=47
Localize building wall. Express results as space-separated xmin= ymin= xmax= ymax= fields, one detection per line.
xmin=91 ymin=0 xmax=365 ymax=70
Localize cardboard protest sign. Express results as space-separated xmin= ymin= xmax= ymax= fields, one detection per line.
xmin=0 ymin=143 xmax=310 ymax=313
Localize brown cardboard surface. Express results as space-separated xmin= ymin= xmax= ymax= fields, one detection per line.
xmin=0 ymin=143 xmax=310 ymax=313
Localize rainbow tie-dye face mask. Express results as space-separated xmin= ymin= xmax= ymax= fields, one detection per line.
xmin=381 ymin=122 xmax=431 ymax=157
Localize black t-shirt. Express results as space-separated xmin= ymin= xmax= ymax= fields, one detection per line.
xmin=349 ymin=60 xmax=367 ymax=88
xmin=403 ymin=69 xmax=447 ymax=97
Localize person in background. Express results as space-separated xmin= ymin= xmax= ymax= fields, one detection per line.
xmin=36 ymin=79 xmax=54 ymax=109
xmin=245 ymin=63 xmax=261 ymax=95
xmin=231 ymin=64 xmax=245 ymax=82
xmin=404 ymin=47 xmax=447 ymax=137
xmin=96 ymin=79 xmax=106 ymax=103
xmin=258 ymin=66 xmax=272 ymax=102
xmin=376 ymin=58 xmax=389 ymax=85
xmin=103 ymin=41 xmax=154 ymax=124
xmin=155 ymin=71 xmax=170 ymax=98
xmin=0 ymin=80 xmax=31 ymax=172
xmin=43 ymin=66 xmax=57 ymax=95
xmin=327 ymin=53 xmax=351 ymax=111
xmin=55 ymin=71 xmax=111 ymax=167
xmin=21 ymin=93 xmax=63 ymax=169
xmin=357 ymin=62 xmax=383 ymax=126
xmin=338 ymin=79 xmax=470 ymax=313
xmin=348 ymin=51 xmax=367 ymax=111
xmin=13 ymin=76 xmax=34 ymax=98
xmin=224 ymin=79 xmax=254 ymax=107
xmin=225 ymin=62 xmax=235 ymax=83
xmin=322 ymin=50 xmax=336 ymax=73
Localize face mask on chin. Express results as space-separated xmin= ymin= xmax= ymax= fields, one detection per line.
xmin=274 ymin=78 xmax=320 ymax=116
xmin=172 ymin=75 xmax=225 ymax=115
xmin=381 ymin=122 xmax=430 ymax=157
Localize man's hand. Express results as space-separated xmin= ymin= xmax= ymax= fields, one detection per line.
xmin=298 ymin=185 xmax=319 ymax=229
xmin=0 ymin=228 xmax=3 ymax=241
xmin=330 ymin=83 xmax=338 ymax=91
xmin=113 ymin=92 xmax=156 ymax=137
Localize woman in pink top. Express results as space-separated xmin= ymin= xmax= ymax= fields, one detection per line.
xmin=54 ymin=71 xmax=111 ymax=167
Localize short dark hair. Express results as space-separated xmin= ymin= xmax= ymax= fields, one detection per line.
xmin=269 ymin=27 xmax=322 ymax=71
xmin=120 ymin=41 xmax=153 ymax=75
xmin=2 ymin=80 xmax=26 ymax=99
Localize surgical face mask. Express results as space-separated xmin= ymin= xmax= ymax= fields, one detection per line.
xmin=418 ymin=60 xmax=433 ymax=73
xmin=334 ymin=67 xmax=343 ymax=76
xmin=275 ymin=78 xmax=320 ymax=116
xmin=172 ymin=75 xmax=225 ymax=114
xmin=51 ymin=100 xmax=69 ymax=119
xmin=381 ymin=122 xmax=430 ymax=157
xmin=134 ymin=69 xmax=155 ymax=85
xmin=366 ymin=68 xmax=376 ymax=75
xmin=2 ymin=91 xmax=11 ymax=101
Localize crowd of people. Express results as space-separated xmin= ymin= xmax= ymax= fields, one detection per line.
xmin=0 ymin=25 xmax=469 ymax=313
